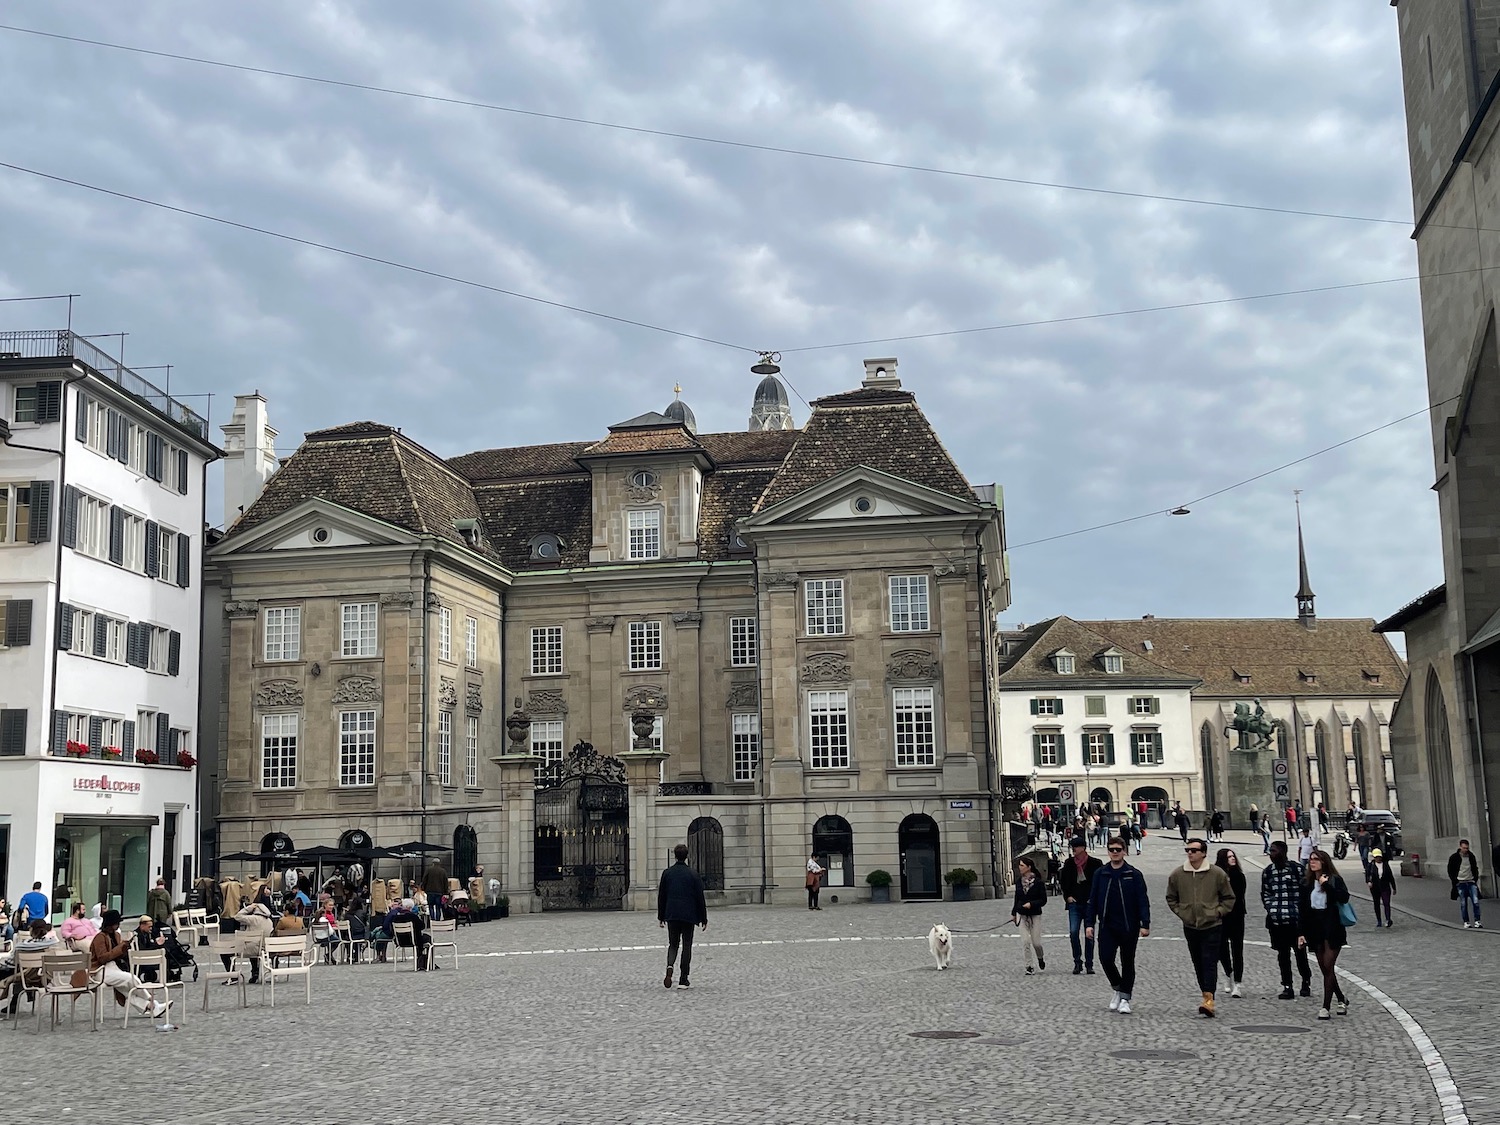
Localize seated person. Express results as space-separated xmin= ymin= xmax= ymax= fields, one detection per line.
xmin=0 ymin=897 xmax=13 ymax=942
xmin=88 ymin=910 xmax=170 ymax=1018
xmin=379 ymin=899 xmax=434 ymax=967
xmin=131 ymin=914 xmax=168 ymax=982
xmin=1 ymin=920 xmax=60 ymax=1013
xmin=232 ymin=902 xmax=274 ymax=984
xmin=60 ymin=902 xmax=98 ymax=945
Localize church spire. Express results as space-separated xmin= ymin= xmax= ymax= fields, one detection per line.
xmin=1295 ymin=491 xmax=1316 ymax=629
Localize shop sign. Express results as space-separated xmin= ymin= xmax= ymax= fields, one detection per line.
xmin=73 ymin=773 xmax=143 ymax=795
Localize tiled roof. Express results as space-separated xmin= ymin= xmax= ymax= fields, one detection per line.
xmin=229 ymin=432 xmax=423 ymax=538
xmin=447 ymin=442 xmax=592 ymax=481
xmin=306 ymin=421 xmax=399 ymax=440
xmin=756 ymin=397 xmax=975 ymax=510
xmin=473 ymin=480 xmax=593 ymax=569
xmin=996 ymin=617 xmax=1200 ymax=686
xmin=697 ymin=430 xmax=799 ymax=465
xmin=698 ymin=467 xmax=780 ymax=562
xmin=579 ymin=426 xmax=704 ymax=457
xmin=1081 ymin=618 xmax=1408 ymax=698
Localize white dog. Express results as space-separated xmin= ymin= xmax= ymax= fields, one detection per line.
xmin=928 ymin=923 xmax=953 ymax=970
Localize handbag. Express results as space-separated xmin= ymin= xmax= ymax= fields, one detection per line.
xmin=1337 ymin=900 xmax=1357 ymax=927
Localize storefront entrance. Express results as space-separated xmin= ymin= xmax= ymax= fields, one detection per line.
xmin=53 ymin=817 xmax=155 ymax=917
xmin=898 ymin=814 xmax=942 ymax=900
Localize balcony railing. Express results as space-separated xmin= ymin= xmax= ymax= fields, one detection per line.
xmin=0 ymin=328 xmax=208 ymax=440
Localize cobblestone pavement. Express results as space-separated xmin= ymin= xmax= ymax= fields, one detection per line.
xmin=4 ymin=832 xmax=1492 ymax=1125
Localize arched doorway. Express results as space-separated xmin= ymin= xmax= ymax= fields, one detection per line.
xmin=811 ymin=816 xmax=853 ymax=888
xmin=1131 ymin=786 xmax=1169 ymax=829
xmin=686 ymin=817 xmax=724 ymax=890
xmin=453 ymin=825 xmax=479 ymax=882
xmin=259 ymin=831 xmax=294 ymax=878
xmin=1089 ymin=787 xmax=1113 ymax=809
xmin=337 ymin=829 xmax=372 ymax=852
xmin=897 ymin=814 xmax=941 ymax=900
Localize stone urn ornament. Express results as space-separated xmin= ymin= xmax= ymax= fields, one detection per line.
xmin=631 ymin=708 xmax=657 ymax=750
xmin=506 ymin=697 xmax=532 ymax=752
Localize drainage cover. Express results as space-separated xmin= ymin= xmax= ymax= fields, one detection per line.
xmin=909 ymin=1030 xmax=982 ymax=1039
xmin=1232 ymin=1025 xmax=1313 ymax=1035
xmin=969 ymin=1036 xmax=1024 ymax=1046
xmin=1109 ymin=1049 xmax=1199 ymax=1061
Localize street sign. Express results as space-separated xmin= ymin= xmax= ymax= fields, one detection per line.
xmin=949 ymin=800 xmax=974 ymax=810
xmin=1271 ymin=759 xmax=1290 ymax=779
xmin=1274 ymin=779 xmax=1291 ymax=800
xmin=1058 ymin=783 xmax=1077 ymax=804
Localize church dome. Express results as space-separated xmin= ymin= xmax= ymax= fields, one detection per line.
xmin=754 ymin=374 xmax=790 ymax=409
xmin=664 ymin=389 xmax=697 ymax=434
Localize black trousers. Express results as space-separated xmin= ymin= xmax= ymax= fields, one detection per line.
xmin=807 ymin=884 xmax=820 ymax=909
xmin=1183 ymin=925 xmax=1221 ymax=993
xmin=1218 ymin=913 xmax=1245 ymax=983
xmin=1266 ymin=921 xmax=1311 ymax=986
xmin=1096 ymin=926 xmax=1138 ymax=998
xmin=666 ymin=920 xmax=695 ymax=979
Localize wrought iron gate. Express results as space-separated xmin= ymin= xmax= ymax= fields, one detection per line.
xmin=534 ymin=764 xmax=629 ymax=911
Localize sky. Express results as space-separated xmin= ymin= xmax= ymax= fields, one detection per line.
xmin=0 ymin=2 xmax=1438 ymax=629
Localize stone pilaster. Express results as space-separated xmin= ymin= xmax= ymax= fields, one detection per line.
xmin=492 ymin=752 xmax=540 ymax=913
xmin=586 ymin=615 xmax=616 ymax=751
xmin=620 ymin=749 xmax=668 ymax=910
xmin=671 ymin=612 xmax=703 ymax=780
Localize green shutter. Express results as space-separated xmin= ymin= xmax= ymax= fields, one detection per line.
xmin=1150 ymin=696 xmax=1161 ymax=715
xmin=1105 ymin=733 xmax=1116 ymax=765
xmin=1154 ymin=733 xmax=1164 ymax=764
xmin=1056 ymin=732 xmax=1067 ymax=767
xmin=1054 ymin=697 xmax=1064 ymax=716
xmin=1032 ymin=733 xmax=1042 ymax=767
xmin=1029 ymin=698 xmax=1039 ymax=716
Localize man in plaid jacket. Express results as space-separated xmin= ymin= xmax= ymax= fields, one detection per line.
xmin=1261 ymin=839 xmax=1312 ymax=999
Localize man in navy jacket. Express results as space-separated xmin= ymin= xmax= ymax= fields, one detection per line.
xmin=1084 ymin=836 xmax=1151 ymax=1015
xmin=658 ymin=844 xmax=708 ymax=989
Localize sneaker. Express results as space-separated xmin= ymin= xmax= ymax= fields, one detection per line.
xmin=663 ymin=967 xmax=674 ymax=989
xmin=1230 ymin=983 xmax=1243 ymax=999
xmin=677 ymin=979 xmax=691 ymax=989
xmin=1463 ymin=922 xmax=1471 ymax=929
xmin=1025 ymin=966 xmax=1035 ymax=976
xmin=1336 ymin=999 xmax=1348 ymax=1015
xmin=1072 ymin=963 xmax=1083 ymax=975
xmin=1317 ymin=1008 xmax=1331 ymax=1020
xmin=1108 ymin=991 xmax=1120 ymax=1011
xmin=1475 ymin=922 xmax=1483 ymax=929
xmin=1085 ymin=966 xmax=1095 ymax=975
xmin=1278 ymin=987 xmax=1295 ymax=1000
xmin=1037 ymin=956 xmax=1045 ymax=971
xmin=1300 ymin=981 xmax=1312 ymax=997
xmin=1117 ymin=997 xmax=1132 ymax=1015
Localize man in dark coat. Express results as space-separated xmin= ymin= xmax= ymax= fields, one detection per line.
xmin=422 ymin=860 xmax=450 ymax=921
xmin=657 ymin=843 xmax=708 ymax=989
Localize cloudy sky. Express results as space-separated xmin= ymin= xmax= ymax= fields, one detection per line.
xmin=0 ymin=1 xmax=1436 ymax=628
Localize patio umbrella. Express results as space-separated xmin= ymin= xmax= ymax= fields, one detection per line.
xmin=294 ymin=845 xmax=361 ymax=897
xmin=386 ymin=842 xmax=451 ymax=894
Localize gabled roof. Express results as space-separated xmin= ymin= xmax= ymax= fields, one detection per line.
xmin=996 ymin=617 xmax=1200 ymax=687
xmin=447 ymin=441 xmax=592 ymax=482
xmin=1081 ymin=618 xmax=1408 ymax=698
xmin=1373 ymin=585 xmax=1446 ymax=633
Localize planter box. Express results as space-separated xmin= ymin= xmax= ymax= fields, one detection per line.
xmin=951 ymin=884 xmax=972 ymax=902
xmin=869 ymin=886 xmax=891 ymax=904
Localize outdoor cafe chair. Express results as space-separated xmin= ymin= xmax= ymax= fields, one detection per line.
xmin=37 ymin=950 xmax=101 ymax=1033
xmin=8 ymin=950 xmax=47 ymax=1029
xmin=188 ymin=909 xmax=220 ymax=944
xmin=389 ymin=921 xmax=419 ymax=971
xmin=335 ymin=921 xmax=368 ymax=965
xmin=201 ymin=939 xmax=247 ymax=1011
xmin=260 ymin=935 xmax=313 ymax=1006
xmin=427 ymin=919 xmax=458 ymax=971
xmin=124 ymin=948 xmax=184 ymax=1028
xmin=170 ymin=911 xmax=200 ymax=950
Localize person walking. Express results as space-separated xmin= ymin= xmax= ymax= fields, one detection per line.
xmin=145 ymin=878 xmax=173 ymax=927
xmin=1366 ymin=848 xmax=1396 ymax=928
xmin=1316 ymin=803 xmax=1330 ymax=835
xmin=1209 ymin=810 xmax=1225 ymax=843
xmin=1059 ymin=837 xmax=1102 ymax=975
xmin=1214 ymin=847 xmax=1247 ymax=998
xmin=1130 ymin=820 xmax=1144 ymax=856
xmin=658 ymin=843 xmax=708 ymax=990
xmin=421 ymin=860 xmax=449 ymax=922
xmin=1448 ymin=840 xmax=1483 ymax=929
xmin=1298 ymin=849 xmax=1351 ymax=1020
xmin=805 ymin=853 xmax=825 ymax=911
xmin=1166 ymin=837 xmax=1235 ymax=1018
xmin=1296 ymin=827 xmax=1316 ymax=864
xmin=1258 ymin=813 xmax=1273 ymax=854
xmin=1261 ymin=839 xmax=1313 ymax=999
xmin=1084 ymin=836 xmax=1151 ymax=1015
xmin=1011 ymin=856 xmax=1047 ymax=975
xmin=1174 ymin=808 xmax=1191 ymax=843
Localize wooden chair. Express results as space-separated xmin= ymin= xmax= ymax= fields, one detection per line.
xmin=201 ymin=939 xmax=247 ymax=1011
xmin=427 ymin=919 xmax=458 ymax=971
xmin=37 ymin=950 xmax=101 ymax=1032
xmin=389 ymin=921 xmax=418 ymax=971
xmin=124 ymin=949 xmax=184 ymax=1027
xmin=8 ymin=950 xmax=47 ymax=1029
xmin=260 ymin=935 xmax=312 ymax=1006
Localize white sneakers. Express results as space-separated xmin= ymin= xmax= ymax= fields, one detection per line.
xmin=1108 ymin=991 xmax=1120 ymax=1012
xmin=1336 ymin=999 xmax=1348 ymax=1015
xmin=1117 ymin=997 xmax=1132 ymax=1015
xmin=1463 ymin=922 xmax=1471 ymax=929
xmin=148 ymin=1000 xmax=173 ymax=1018
xmin=1230 ymin=983 xmax=1243 ymax=999
xmin=1317 ymin=1008 xmax=1331 ymax=1020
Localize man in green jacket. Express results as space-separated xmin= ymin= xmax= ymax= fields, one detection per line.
xmin=1166 ymin=837 xmax=1235 ymax=1018
xmin=145 ymin=879 xmax=173 ymax=927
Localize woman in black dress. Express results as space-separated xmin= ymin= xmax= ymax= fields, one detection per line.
xmin=1214 ymin=847 xmax=1247 ymax=997
xmin=1297 ymin=848 xmax=1351 ymax=1020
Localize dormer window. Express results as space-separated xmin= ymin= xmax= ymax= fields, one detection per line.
xmin=1051 ymin=649 xmax=1075 ymax=675
xmin=1099 ymin=651 xmax=1123 ymax=674
xmin=727 ymin=519 xmax=750 ymax=553
xmin=630 ymin=469 xmax=658 ymax=489
xmin=454 ymin=518 xmax=482 ymax=550
xmin=1298 ymin=669 xmax=1318 ymax=686
xmin=1362 ymin=669 xmax=1381 ymax=684
xmin=1234 ymin=670 xmax=1252 ymax=685
xmin=528 ymin=533 xmax=564 ymax=563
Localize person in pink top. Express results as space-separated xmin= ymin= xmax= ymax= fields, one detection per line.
xmin=59 ymin=901 xmax=98 ymax=944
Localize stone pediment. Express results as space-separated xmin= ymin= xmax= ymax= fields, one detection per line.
xmin=255 ymin=679 xmax=303 ymax=708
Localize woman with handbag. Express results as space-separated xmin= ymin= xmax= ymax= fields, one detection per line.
xmin=805 ymin=854 xmax=825 ymax=911
xmin=1297 ymin=849 xmax=1352 ymax=1021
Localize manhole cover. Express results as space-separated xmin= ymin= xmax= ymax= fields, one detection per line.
xmin=969 ymin=1036 xmax=1023 ymax=1046
xmin=1232 ymin=1025 xmax=1313 ymax=1035
xmin=909 ymin=1030 xmax=982 ymax=1039
xmin=1110 ymin=1049 xmax=1199 ymax=1061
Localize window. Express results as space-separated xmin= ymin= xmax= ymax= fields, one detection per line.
xmin=465 ymin=714 xmax=479 ymax=786
xmin=1086 ymin=731 xmax=1112 ymax=767
xmin=465 ymin=616 xmax=478 ymax=668
xmin=627 ymin=509 xmax=661 ymax=560
xmin=437 ymin=710 xmax=453 ymax=786
xmin=77 ymin=493 xmax=110 ymax=559
xmin=889 ymin=575 xmax=930 ymax=632
xmin=124 ymin=421 xmax=145 ymax=475
xmin=263 ymin=606 xmax=301 ymax=662
xmin=628 ymin=620 xmax=662 ymax=671
xmin=1032 ymin=697 xmax=1061 ymax=717
xmin=12 ymin=385 xmax=38 ymax=424
xmin=1131 ymin=732 xmax=1164 ymax=766
xmin=67 ymin=712 xmax=91 ymax=746
xmin=438 ymin=606 xmax=453 ymax=662
xmin=146 ymin=625 xmax=170 ymax=673
xmin=531 ymin=720 xmax=564 ymax=787
xmin=153 ymin=524 xmax=175 ymax=582
xmin=1426 ymin=669 xmax=1460 ymax=836
xmin=1034 ymin=732 xmax=1061 ymax=767
xmin=1102 ymin=654 xmax=1123 ymax=674
xmin=808 ymin=690 xmax=850 ymax=769
xmin=104 ymin=617 xmax=126 ymax=664
xmin=69 ymin=608 xmax=94 ymax=656
xmin=893 ymin=687 xmax=936 ymax=767
xmin=98 ymin=716 xmax=122 ymax=752
xmin=341 ymin=602 xmax=378 ymax=657
xmin=0 ymin=483 xmax=31 ymax=543
xmin=804 ymin=579 xmax=845 ymax=636
xmin=1084 ymin=696 xmax=1106 ymax=717
xmin=530 ymin=626 xmax=563 ymax=675
xmin=1053 ymin=654 xmax=1076 ymax=674
xmin=730 ymin=616 xmax=757 ymax=667
xmin=339 ymin=710 xmax=376 ymax=787
xmin=84 ymin=397 xmax=107 ymax=453
xmin=121 ymin=512 xmax=144 ymax=570
xmin=136 ymin=709 xmax=158 ymax=753
xmin=732 ymin=714 xmax=760 ymax=781
xmin=1131 ymin=696 xmax=1160 ymax=716
xmin=261 ymin=713 xmax=298 ymax=789
xmin=630 ymin=469 xmax=658 ymax=489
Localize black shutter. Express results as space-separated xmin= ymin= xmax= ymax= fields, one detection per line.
xmin=56 ymin=603 xmax=73 ymax=650
xmin=167 ymin=630 xmax=181 ymax=676
xmin=121 ymin=720 xmax=135 ymax=756
xmin=52 ymin=709 xmax=69 ymax=753
xmin=105 ymin=409 xmax=119 ymax=460
xmin=115 ymin=414 xmax=130 ymax=464
xmin=1032 ymin=733 xmax=1042 ymax=767
xmin=144 ymin=521 xmax=159 ymax=577
xmin=35 ymin=381 xmax=61 ymax=424
xmin=1105 ymin=733 xmax=1116 ymax=766
xmin=88 ymin=715 xmax=103 ymax=751
xmin=176 ymin=449 xmax=189 ymax=495
xmin=176 ymin=532 xmax=190 ymax=588
xmin=146 ymin=434 xmax=164 ymax=482
xmin=93 ymin=613 xmax=107 ymax=658
xmin=1056 ymin=733 xmax=1067 ymax=767
xmin=27 ymin=480 xmax=53 ymax=543
xmin=156 ymin=714 xmax=171 ymax=756
xmin=4 ymin=600 xmax=33 ymax=647
xmin=168 ymin=729 xmax=180 ymax=756
xmin=61 ymin=486 xmax=79 ymax=549
xmin=108 ymin=506 xmax=125 ymax=565
xmin=127 ymin=622 xmax=146 ymax=668
xmin=74 ymin=393 xmax=88 ymax=442
xmin=0 ymin=709 xmax=26 ymax=756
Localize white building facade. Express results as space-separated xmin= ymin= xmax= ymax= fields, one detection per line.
xmin=0 ymin=330 xmax=218 ymax=918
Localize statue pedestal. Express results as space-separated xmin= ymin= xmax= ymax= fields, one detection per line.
xmin=1227 ymin=747 xmax=1278 ymax=831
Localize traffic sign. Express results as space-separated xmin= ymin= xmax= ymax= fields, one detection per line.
xmin=1058 ymin=782 xmax=1077 ymax=804
xmin=1274 ymin=779 xmax=1291 ymax=800
xmin=1271 ymin=758 xmax=1290 ymax=779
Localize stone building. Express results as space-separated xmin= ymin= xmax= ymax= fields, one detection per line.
xmin=204 ymin=358 xmax=1010 ymax=909
xmin=1379 ymin=2 xmax=1500 ymax=882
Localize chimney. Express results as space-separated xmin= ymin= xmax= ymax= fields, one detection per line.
xmin=221 ymin=392 xmax=279 ymax=524
xmin=862 ymin=357 xmax=901 ymax=389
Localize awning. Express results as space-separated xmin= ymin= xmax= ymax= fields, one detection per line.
xmin=58 ymin=815 xmax=159 ymax=828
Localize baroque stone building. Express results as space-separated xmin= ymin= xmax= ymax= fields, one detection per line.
xmin=204 ymin=358 xmax=1010 ymax=909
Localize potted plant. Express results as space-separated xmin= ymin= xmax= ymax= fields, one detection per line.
xmin=176 ymin=750 xmax=198 ymax=769
xmin=944 ymin=868 xmax=979 ymax=902
xmin=866 ymin=869 xmax=893 ymax=904
xmin=135 ymin=748 xmax=160 ymax=765
xmin=65 ymin=740 xmax=90 ymax=757
xmin=101 ymin=745 xmax=122 ymax=760
xmin=497 ymin=894 xmax=510 ymax=919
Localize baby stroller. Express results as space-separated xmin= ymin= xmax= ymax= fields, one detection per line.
xmin=449 ymin=891 xmax=473 ymax=928
xmin=162 ymin=928 xmax=199 ymax=983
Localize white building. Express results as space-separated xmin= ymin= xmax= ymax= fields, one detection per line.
xmin=0 ymin=330 xmax=219 ymax=918
xmin=995 ymin=617 xmax=1201 ymax=816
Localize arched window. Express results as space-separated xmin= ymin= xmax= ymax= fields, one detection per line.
xmin=812 ymin=815 xmax=854 ymax=888
xmin=1349 ymin=721 xmax=1367 ymax=807
xmin=1312 ymin=721 xmax=1330 ymax=806
xmin=259 ymin=832 xmax=294 ymax=877
xmin=686 ymin=817 xmax=724 ymax=891
xmin=1089 ymin=787 xmax=1113 ymax=808
xmin=453 ymin=825 xmax=479 ymax=882
xmin=1425 ymin=669 xmax=1460 ymax=836
xmin=1200 ymin=722 xmax=1218 ymax=810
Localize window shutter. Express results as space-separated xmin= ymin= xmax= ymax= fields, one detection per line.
xmin=1056 ymin=733 xmax=1067 ymax=766
xmin=0 ymin=709 xmax=26 ymax=756
xmin=131 ymin=623 xmax=149 ymax=668
xmin=93 ymin=613 xmax=108 ymax=658
xmin=147 ymin=434 xmax=164 ymax=482
xmin=1054 ymin=697 xmax=1064 ymax=716
xmin=124 ymin=622 xmax=138 ymax=667
xmin=108 ymin=505 xmax=125 ymax=565
xmin=27 ymin=480 xmax=53 ymax=543
xmin=1031 ymin=733 xmax=1042 ymax=767
xmin=167 ymin=630 xmax=181 ymax=677
xmin=52 ymin=709 xmax=69 ymax=753
xmin=61 ymin=486 xmax=79 ymax=549
xmin=1154 ymin=734 xmax=1165 ymax=765
xmin=168 ymin=729 xmax=180 ymax=756
xmin=1105 ymin=733 xmax=1116 ymax=766
xmin=114 ymin=415 xmax=129 ymax=464
xmin=57 ymin=603 xmax=73 ymax=650
xmin=1150 ymin=697 xmax=1161 ymax=715
xmin=176 ymin=532 xmax=190 ymax=587
xmin=35 ymin=381 xmax=61 ymax=424
xmin=75 ymin=393 xmax=89 ymax=441
xmin=4 ymin=599 xmax=33 ymax=647
xmin=156 ymin=714 xmax=171 ymax=755
xmin=144 ymin=521 xmax=159 ymax=576
xmin=1029 ymin=699 xmax=1039 ymax=716
xmin=121 ymin=720 xmax=135 ymax=756
xmin=176 ymin=449 xmax=189 ymax=495
xmin=88 ymin=715 xmax=104 ymax=751
xmin=105 ymin=409 xmax=119 ymax=460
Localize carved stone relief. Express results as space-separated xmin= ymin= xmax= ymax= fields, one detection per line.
xmin=934 ymin=563 xmax=969 ymax=579
xmin=525 ymin=689 xmax=567 ymax=716
xmin=671 ymin=611 xmax=703 ymax=627
xmin=726 ymin=681 xmax=759 ymax=709
xmin=255 ymin=679 xmax=303 ymax=708
xmin=624 ymin=483 xmax=661 ymax=504
xmin=465 ymin=682 xmax=485 ymax=713
xmin=585 ymin=616 xmax=616 ymax=632
xmin=801 ymin=652 xmax=851 ymax=683
xmin=624 ymin=684 xmax=668 ymax=712
xmin=331 ymin=675 xmax=381 ymax=705
xmin=438 ymin=676 xmax=459 ymax=708
xmin=425 ymin=592 xmax=444 ymax=613
xmin=380 ymin=591 xmax=416 ymax=607
xmin=763 ymin=571 xmax=800 ymax=590
xmin=887 ymin=649 xmax=940 ymax=681
xmin=224 ymin=601 xmax=259 ymax=619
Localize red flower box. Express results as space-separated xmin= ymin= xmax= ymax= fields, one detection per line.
xmin=176 ymin=750 xmax=197 ymax=769
xmin=102 ymin=746 xmax=122 ymax=759
xmin=64 ymin=740 xmax=90 ymax=757
xmin=135 ymin=748 xmax=160 ymax=765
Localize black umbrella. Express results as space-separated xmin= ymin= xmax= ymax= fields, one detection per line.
xmin=219 ymin=851 xmax=265 ymax=862
xmin=388 ymin=841 xmax=452 ymax=854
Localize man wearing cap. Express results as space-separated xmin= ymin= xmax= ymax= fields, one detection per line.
xmin=89 ymin=909 xmax=171 ymax=1018
xmin=1365 ymin=847 xmax=1397 ymax=928
xmin=1058 ymin=837 xmax=1103 ymax=975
